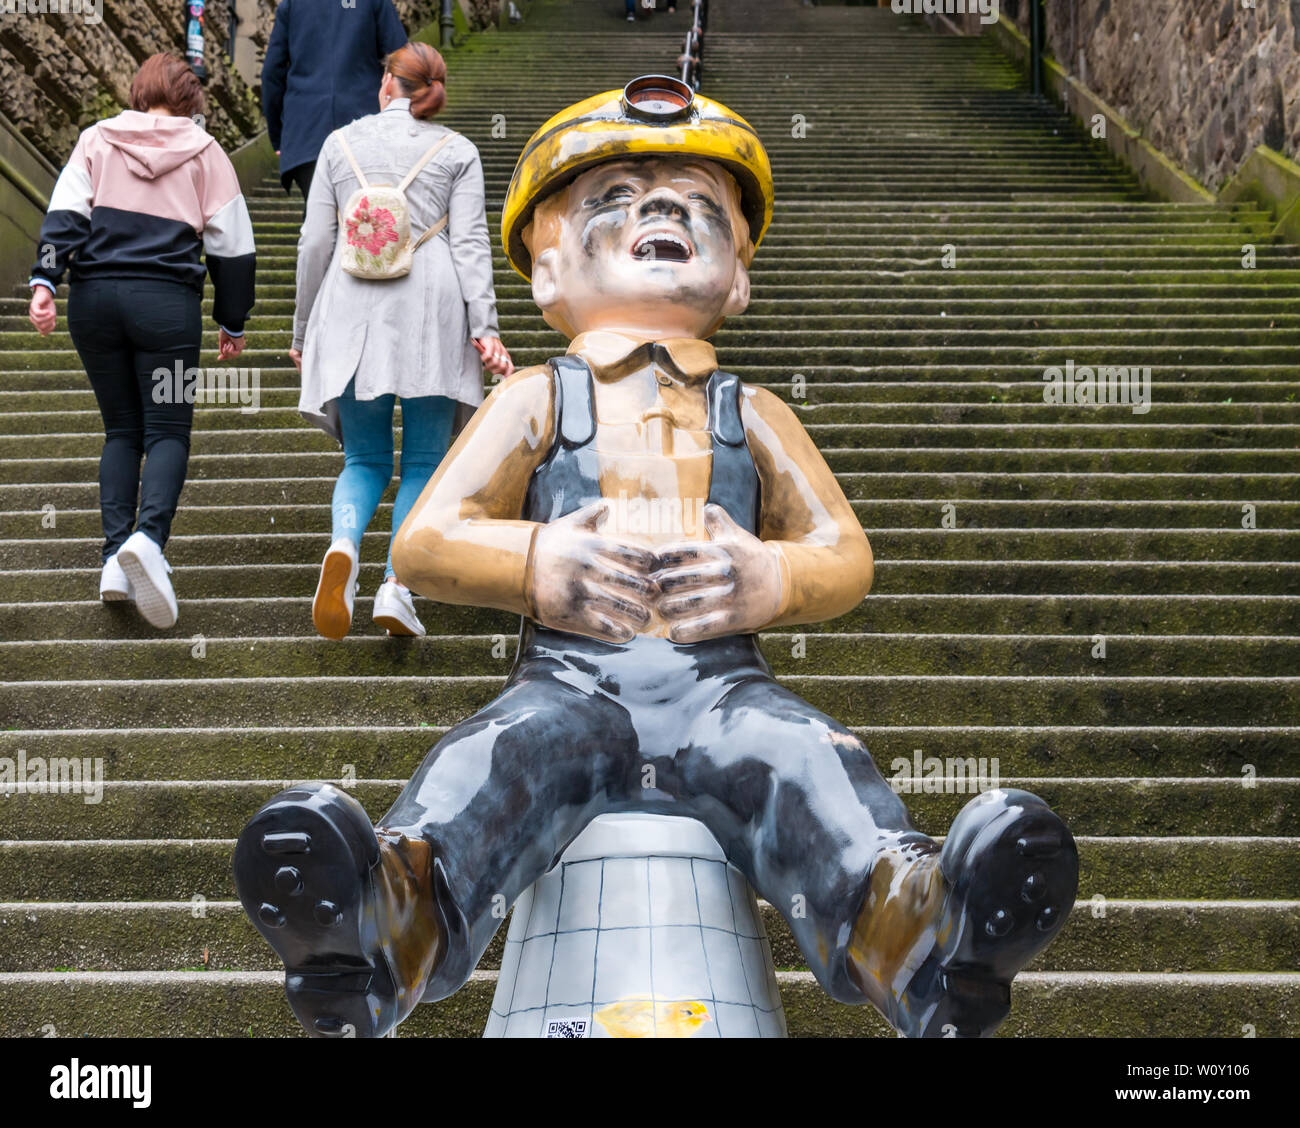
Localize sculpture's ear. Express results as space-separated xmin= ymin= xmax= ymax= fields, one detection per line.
xmin=531 ymin=246 xmax=559 ymax=311
xmin=722 ymin=259 xmax=750 ymax=318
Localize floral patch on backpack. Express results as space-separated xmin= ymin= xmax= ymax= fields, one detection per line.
xmin=335 ymin=130 xmax=456 ymax=281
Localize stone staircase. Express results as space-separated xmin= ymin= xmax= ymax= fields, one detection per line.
xmin=1 ymin=0 xmax=1296 ymax=1036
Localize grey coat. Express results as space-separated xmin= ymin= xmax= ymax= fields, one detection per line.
xmin=294 ymin=99 xmax=498 ymax=441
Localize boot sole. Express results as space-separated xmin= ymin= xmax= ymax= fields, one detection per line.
xmin=115 ymin=546 xmax=177 ymax=628
xmin=312 ymin=549 xmax=355 ymax=640
xmin=233 ymin=784 xmax=397 ymax=1038
xmin=897 ymin=796 xmax=1078 ymax=1037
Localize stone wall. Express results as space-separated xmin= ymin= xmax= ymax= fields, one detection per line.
xmin=1001 ymin=0 xmax=1300 ymax=192
xmin=0 ymin=0 xmax=450 ymax=173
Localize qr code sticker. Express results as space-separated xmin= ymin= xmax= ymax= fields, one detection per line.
xmin=545 ymin=1018 xmax=589 ymax=1038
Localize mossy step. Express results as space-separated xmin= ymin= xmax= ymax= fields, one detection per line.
xmin=237 ymin=248 xmax=1297 ymax=270
xmin=1 ymin=968 xmax=1295 ymax=1037
xmin=10 ymin=559 xmax=1297 ymax=604
xmin=8 ymin=364 xmax=1300 ymax=392
xmin=2 ymin=899 xmax=1295 ymax=976
xmin=3 ymin=469 xmax=1297 ymax=507
xmin=8 ymin=424 xmax=1300 ymax=460
xmin=1 ymin=672 xmax=1295 ymax=728
xmin=5 ymin=630 xmax=1293 ymax=681
xmin=1 ymin=778 xmax=1293 ymax=840
xmin=9 ymin=382 xmax=1300 ymax=413
xmin=8 ymin=498 xmax=1297 ymax=540
xmin=0 ymin=837 xmax=1290 ymax=901
xmin=9 ymin=529 xmax=1298 ymax=572
xmin=1 ymin=593 xmax=1288 ymax=641
xmin=12 ymin=403 xmax=1300 ymax=439
xmin=0 ymin=723 xmax=1288 ymax=780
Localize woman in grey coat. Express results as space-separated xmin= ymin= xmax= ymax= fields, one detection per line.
xmin=291 ymin=42 xmax=512 ymax=641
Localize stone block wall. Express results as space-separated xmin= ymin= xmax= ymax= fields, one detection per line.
xmin=1002 ymin=0 xmax=1300 ymax=192
xmin=0 ymin=0 xmax=450 ymax=173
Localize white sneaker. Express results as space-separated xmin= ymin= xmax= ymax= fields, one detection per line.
xmin=116 ymin=531 xmax=178 ymax=629
xmin=313 ymin=538 xmax=360 ymax=640
xmin=99 ymin=553 xmax=133 ymax=602
xmin=372 ymin=579 xmax=425 ymax=637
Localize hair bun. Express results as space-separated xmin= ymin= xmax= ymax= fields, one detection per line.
xmin=383 ymin=42 xmax=448 ymax=119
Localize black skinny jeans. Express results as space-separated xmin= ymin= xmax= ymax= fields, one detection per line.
xmin=67 ymin=278 xmax=201 ymax=563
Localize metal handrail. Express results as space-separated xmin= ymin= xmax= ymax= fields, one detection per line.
xmin=679 ymin=0 xmax=707 ymax=90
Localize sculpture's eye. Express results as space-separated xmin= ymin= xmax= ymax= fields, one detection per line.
xmin=689 ymin=192 xmax=726 ymax=220
xmin=602 ymin=183 xmax=636 ymax=203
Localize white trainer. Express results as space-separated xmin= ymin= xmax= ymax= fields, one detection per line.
xmin=313 ymin=538 xmax=360 ymax=640
xmin=372 ymin=579 xmax=426 ymax=637
xmin=99 ymin=553 xmax=133 ymax=602
xmin=116 ymin=531 xmax=178 ymax=629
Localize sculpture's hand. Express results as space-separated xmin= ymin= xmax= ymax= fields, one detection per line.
xmin=527 ymin=500 xmax=659 ymax=643
xmin=655 ymin=503 xmax=785 ymax=643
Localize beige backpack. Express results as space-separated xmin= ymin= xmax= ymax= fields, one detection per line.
xmin=334 ymin=129 xmax=456 ymax=280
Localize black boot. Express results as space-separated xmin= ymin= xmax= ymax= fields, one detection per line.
xmin=233 ymin=783 xmax=436 ymax=1038
xmin=892 ymin=788 xmax=1078 ymax=1037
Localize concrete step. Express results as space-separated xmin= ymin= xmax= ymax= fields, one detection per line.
xmin=0 ymin=778 xmax=1293 ymax=839
xmin=1 ymin=837 xmax=1292 ymax=902
xmin=2 ymin=900 xmax=1294 ymax=976
xmin=1 ymin=969 xmax=1294 ymax=1037
xmin=3 ymin=593 xmax=1291 ymax=640
xmin=1 ymin=724 xmax=1290 ymax=779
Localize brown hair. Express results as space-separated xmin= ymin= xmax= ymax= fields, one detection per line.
xmin=129 ymin=53 xmax=206 ymax=119
xmin=385 ymin=42 xmax=447 ymax=120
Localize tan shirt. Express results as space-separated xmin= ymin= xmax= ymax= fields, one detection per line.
xmin=392 ymin=331 xmax=874 ymax=631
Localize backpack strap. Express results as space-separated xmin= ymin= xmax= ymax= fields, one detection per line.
xmin=334 ymin=131 xmax=368 ymax=189
xmin=397 ymin=131 xmax=457 ymax=192
xmin=410 ymin=213 xmax=449 ymax=251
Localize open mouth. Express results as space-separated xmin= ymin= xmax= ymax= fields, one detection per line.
xmin=631 ymin=231 xmax=694 ymax=263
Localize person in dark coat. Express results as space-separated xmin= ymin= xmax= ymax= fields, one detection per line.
xmin=261 ymin=0 xmax=408 ymax=204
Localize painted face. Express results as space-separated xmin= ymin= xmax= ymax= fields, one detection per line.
xmin=532 ymin=156 xmax=749 ymax=339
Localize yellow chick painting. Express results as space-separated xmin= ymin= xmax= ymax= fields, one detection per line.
xmin=594 ymin=999 xmax=712 ymax=1039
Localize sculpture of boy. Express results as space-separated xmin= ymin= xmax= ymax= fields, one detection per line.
xmin=235 ymin=76 xmax=1078 ymax=1039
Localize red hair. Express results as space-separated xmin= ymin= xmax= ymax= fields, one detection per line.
xmin=129 ymin=53 xmax=206 ymax=119
xmin=385 ymin=42 xmax=447 ymax=120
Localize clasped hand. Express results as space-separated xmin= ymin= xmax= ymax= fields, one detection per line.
xmin=528 ymin=500 xmax=784 ymax=644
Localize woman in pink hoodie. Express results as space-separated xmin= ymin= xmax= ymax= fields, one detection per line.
xmin=28 ymin=53 xmax=257 ymax=630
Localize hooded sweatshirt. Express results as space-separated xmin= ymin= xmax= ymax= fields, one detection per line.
xmin=30 ymin=111 xmax=256 ymax=334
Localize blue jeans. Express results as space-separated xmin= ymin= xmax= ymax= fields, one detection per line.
xmin=331 ymin=380 xmax=456 ymax=578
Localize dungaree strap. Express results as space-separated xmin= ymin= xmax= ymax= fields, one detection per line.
xmin=550 ymin=355 xmax=596 ymax=447
xmin=530 ymin=357 xmax=760 ymax=534
xmin=705 ymin=370 xmax=761 ymax=534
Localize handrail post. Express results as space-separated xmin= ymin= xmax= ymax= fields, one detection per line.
xmin=1030 ymin=0 xmax=1044 ymax=96
xmin=440 ymin=0 xmax=456 ymax=47
xmin=680 ymin=0 xmax=707 ymax=90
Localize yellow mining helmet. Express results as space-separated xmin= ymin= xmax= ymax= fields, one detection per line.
xmin=501 ymin=74 xmax=773 ymax=280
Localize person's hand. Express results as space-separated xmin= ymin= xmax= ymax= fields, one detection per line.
xmin=527 ymin=499 xmax=658 ymax=643
xmin=289 ymin=347 xmax=303 ymax=373
xmin=218 ymin=329 xmax=246 ymax=360
xmin=654 ymin=503 xmax=785 ymax=643
xmin=29 ymin=287 xmax=56 ymax=336
xmin=473 ymin=336 xmax=514 ymax=379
